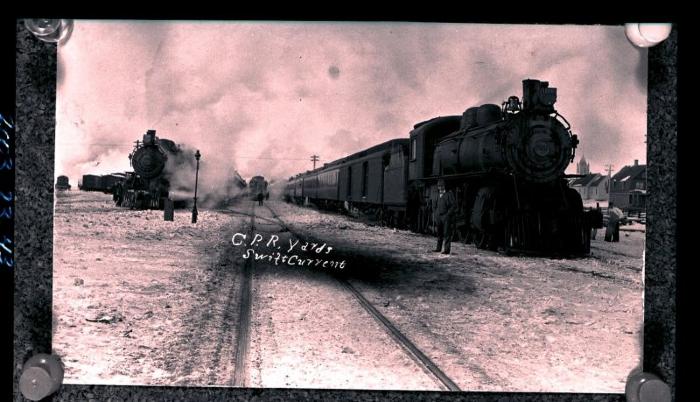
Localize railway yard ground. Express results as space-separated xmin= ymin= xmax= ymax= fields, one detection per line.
xmin=52 ymin=190 xmax=644 ymax=393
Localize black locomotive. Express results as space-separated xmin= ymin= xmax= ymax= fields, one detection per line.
xmin=113 ymin=130 xmax=197 ymax=209
xmin=114 ymin=129 xmax=248 ymax=210
xmin=285 ymin=79 xmax=595 ymax=255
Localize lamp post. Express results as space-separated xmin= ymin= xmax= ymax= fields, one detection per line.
xmin=192 ymin=150 xmax=201 ymax=223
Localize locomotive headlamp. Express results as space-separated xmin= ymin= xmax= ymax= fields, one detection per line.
xmin=503 ymin=96 xmax=521 ymax=114
xmin=508 ymin=96 xmax=521 ymax=110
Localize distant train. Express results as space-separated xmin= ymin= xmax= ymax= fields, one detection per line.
xmin=55 ymin=175 xmax=71 ymax=191
xmin=248 ymin=176 xmax=269 ymax=201
xmin=285 ymin=79 xmax=599 ymax=255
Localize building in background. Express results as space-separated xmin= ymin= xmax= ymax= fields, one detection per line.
xmin=609 ymin=160 xmax=646 ymax=213
xmin=570 ymin=173 xmax=609 ymax=203
xmin=576 ymin=155 xmax=590 ymax=175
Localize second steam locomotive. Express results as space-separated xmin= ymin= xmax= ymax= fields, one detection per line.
xmin=115 ymin=129 xmax=246 ymax=209
xmin=285 ymin=79 xmax=595 ymax=255
xmin=113 ymin=130 xmax=195 ymax=209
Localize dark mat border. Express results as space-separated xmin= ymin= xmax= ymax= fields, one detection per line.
xmin=12 ymin=20 xmax=680 ymax=401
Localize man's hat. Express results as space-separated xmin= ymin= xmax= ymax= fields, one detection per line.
xmin=437 ymin=179 xmax=446 ymax=186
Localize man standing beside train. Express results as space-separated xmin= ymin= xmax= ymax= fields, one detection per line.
xmin=605 ymin=201 xmax=623 ymax=242
xmin=433 ymin=179 xmax=457 ymax=255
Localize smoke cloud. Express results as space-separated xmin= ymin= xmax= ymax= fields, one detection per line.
xmin=56 ymin=22 xmax=647 ymax=195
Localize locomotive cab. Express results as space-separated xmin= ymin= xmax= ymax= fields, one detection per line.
xmin=408 ymin=116 xmax=460 ymax=182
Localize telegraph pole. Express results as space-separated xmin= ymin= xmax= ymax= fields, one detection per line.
xmin=310 ymin=154 xmax=319 ymax=170
xmin=605 ymin=164 xmax=614 ymax=205
xmin=192 ymin=150 xmax=201 ymax=223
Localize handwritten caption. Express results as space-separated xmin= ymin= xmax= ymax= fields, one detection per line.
xmin=231 ymin=233 xmax=346 ymax=270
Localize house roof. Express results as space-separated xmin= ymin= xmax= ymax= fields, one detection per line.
xmin=570 ymin=174 xmax=601 ymax=186
xmin=589 ymin=175 xmax=607 ymax=187
xmin=613 ymin=164 xmax=646 ymax=181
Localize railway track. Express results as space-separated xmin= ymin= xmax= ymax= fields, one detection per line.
xmin=262 ymin=203 xmax=461 ymax=391
xmin=232 ymin=203 xmax=256 ymax=387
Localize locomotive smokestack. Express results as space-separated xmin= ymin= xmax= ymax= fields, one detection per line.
xmin=143 ymin=129 xmax=157 ymax=145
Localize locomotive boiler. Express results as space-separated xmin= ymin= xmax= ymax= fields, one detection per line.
xmin=285 ymin=79 xmax=593 ymax=255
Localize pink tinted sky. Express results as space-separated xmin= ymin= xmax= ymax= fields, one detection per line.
xmin=55 ymin=21 xmax=647 ymax=184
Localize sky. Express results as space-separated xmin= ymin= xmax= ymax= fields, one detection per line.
xmin=55 ymin=21 xmax=647 ymax=187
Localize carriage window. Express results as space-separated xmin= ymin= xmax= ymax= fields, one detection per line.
xmin=410 ymin=138 xmax=417 ymax=161
xmin=330 ymin=170 xmax=338 ymax=186
xmin=347 ymin=166 xmax=352 ymax=196
xmin=362 ymin=161 xmax=369 ymax=197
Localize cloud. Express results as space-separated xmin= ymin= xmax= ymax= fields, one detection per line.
xmin=56 ymin=21 xmax=646 ymax=190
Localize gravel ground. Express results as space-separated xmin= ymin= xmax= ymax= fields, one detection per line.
xmin=52 ymin=191 xmax=643 ymax=393
xmin=247 ymin=205 xmax=440 ymax=390
xmin=52 ymin=190 xmax=246 ymax=386
xmin=270 ymin=200 xmax=644 ymax=393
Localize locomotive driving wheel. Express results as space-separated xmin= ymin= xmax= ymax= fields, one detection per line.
xmin=474 ymin=230 xmax=490 ymax=250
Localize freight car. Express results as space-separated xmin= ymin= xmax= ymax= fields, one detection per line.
xmin=78 ymin=173 xmax=124 ymax=193
xmin=79 ymin=174 xmax=105 ymax=192
xmin=285 ymin=79 xmax=596 ymax=255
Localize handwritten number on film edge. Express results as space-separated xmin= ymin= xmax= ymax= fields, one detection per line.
xmin=0 ymin=114 xmax=14 ymax=268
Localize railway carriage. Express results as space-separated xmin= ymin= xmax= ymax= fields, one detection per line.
xmin=285 ymin=139 xmax=409 ymax=223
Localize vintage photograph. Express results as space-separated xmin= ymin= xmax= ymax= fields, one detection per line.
xmin=52 ymin=21 xmax=647 ymax=392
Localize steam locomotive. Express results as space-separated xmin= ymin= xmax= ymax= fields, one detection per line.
xmin=115 ymin=130 xmax=247 ymax=210
xmin=248 ymin=176 xmax=269 ymax=201
xmin=284 ymin=79 xmax=596 ymax=255
xmin=113 ymin=130 xmax=193 ymax=209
